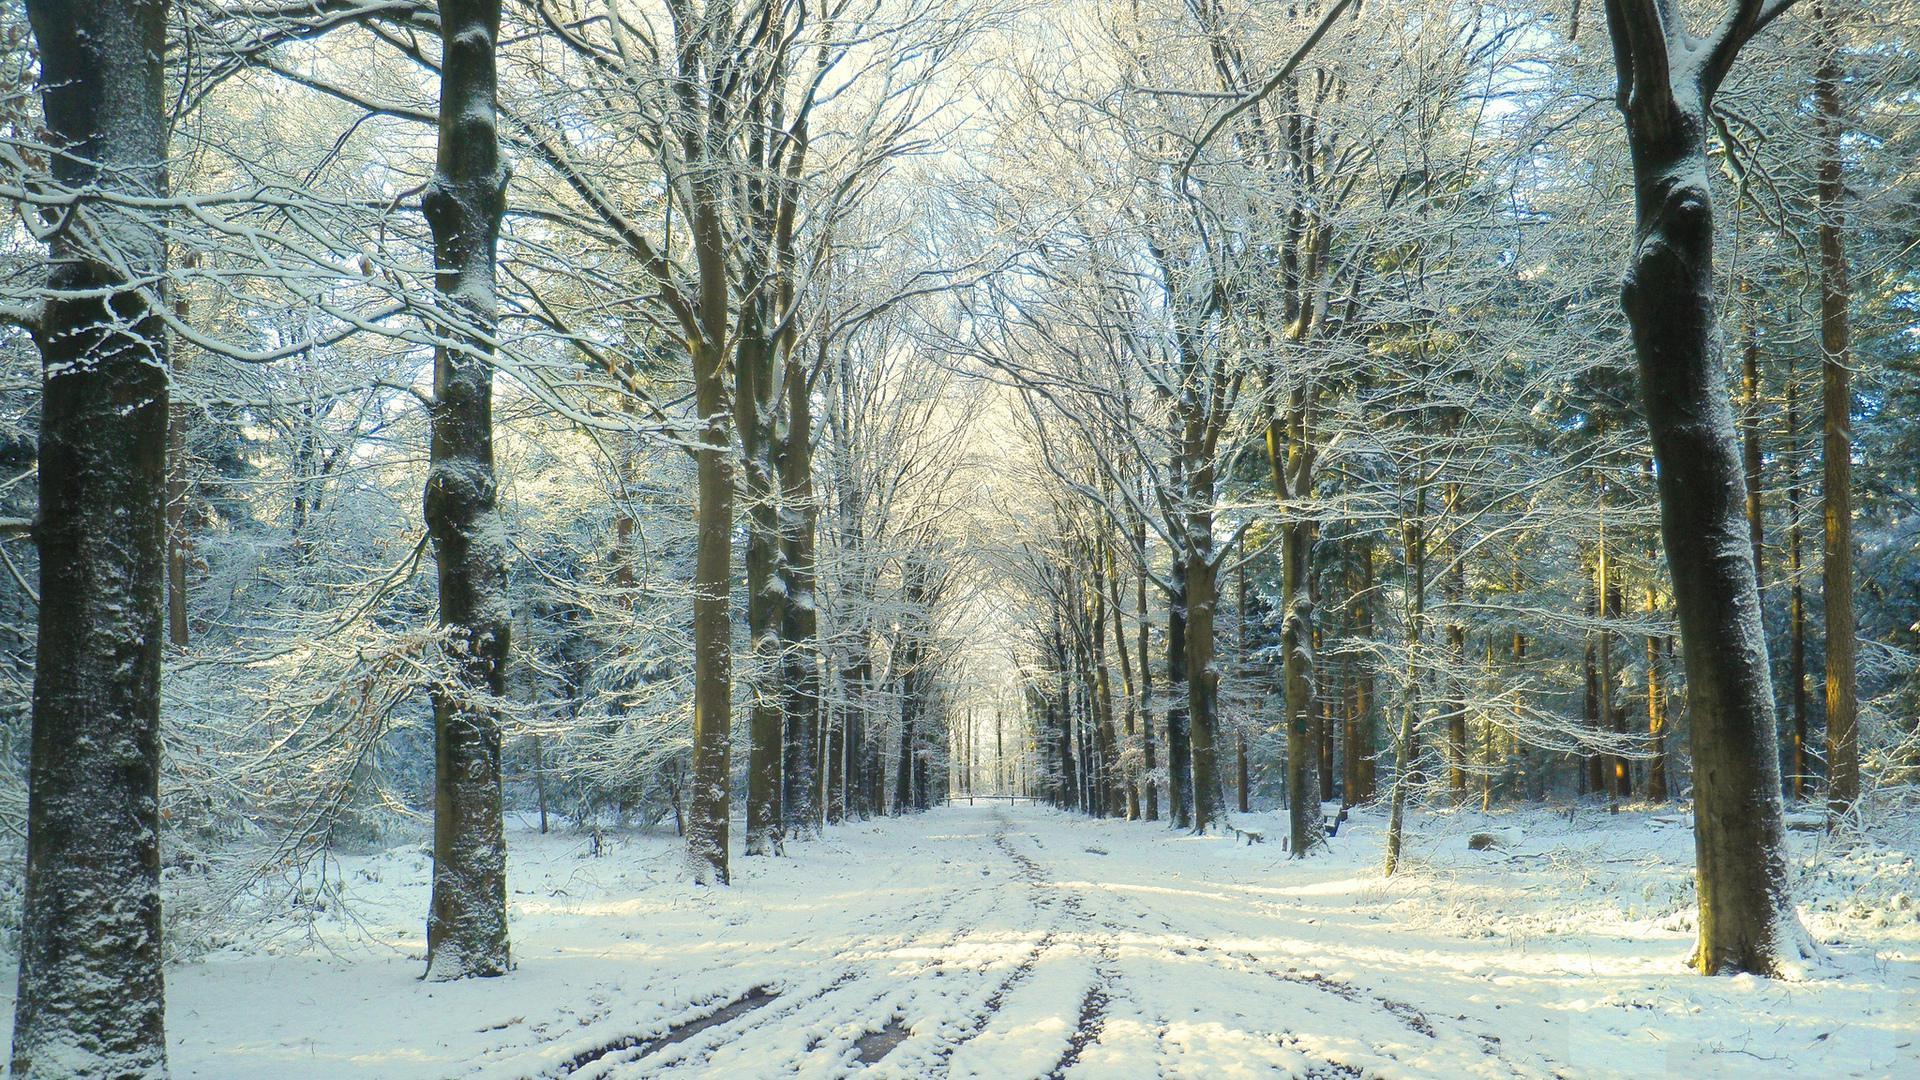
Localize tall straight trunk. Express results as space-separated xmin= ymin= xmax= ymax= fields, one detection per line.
xmin=1070 ymin=624 xmax=1093 ymax=813
xmin=1384 ymin=485 xmax=1426 ymax=877
xmin=1444 ymin=485 xmax=1468 ymax=799
xmin=1356 ymin=536 xmax=1377 ymax=800
xmin=1582 ymin=584 xmax=1602 ymax=797
xmin=533 ymin=734 xmax=551 ymax=834
xmin=12 ymin=2 xmax=171 ymax=1072
xmin=737 ymin=324 xmax=784 ymax=855
xmin=1138 ymin=517 xmax=1159 ymax=821
xmin=1481 ymin=636 xmax=1496 ymax=809
xmin=866 ymin=680 xmax=885 ymax=816
xmin=1235 ymin=558 xmax=1251 ymax=815
xmin=164 ymin=257 xmax=195 ymax=649
xmin=1092 ymin=588 xmax=1123 ymax=817
xmin=1598 ymin=525 xmax=1629 ymax=800
xmin=995 ymin=709 xmax=1005 ymax=794
xmin=1740 ymin=294 xmax=1765 ymax=581
xmin=1605 ymin=0 xmax=1802 ymax=973
xmin=1317 ymin=633 xmax=1335 ymax=803
xmin=1647 ymin=571 xmax=1670 ymax=802
xmin=688 ymin=328 xmax=733 ymax=880
xmin=1106 ymin=538 xmax=1141 ymax=819
xmin=1282 ymin=520 xmax=1324 ymax=853
xmin=895 ymin=681 xmax=915 ymax=815
xmin=1815 ymin=0 xmax=1859 ymax=817
xmin=1787 ymin=371 xmax=1809 ymax=799
xmin=1057 ymin=657 xmax=1078 ymax=810
xmin=1185 ymin=540 xmax=1226 ymax=833
xmin=422 ymin=0 xmax=510 ymax=981
xmin=1270 ymin=406 xmax=1322 ymax=851
xmin=1167 ymin=562 xmax=1193 ymax=828
xmin=779 ymin=350 xmax=821 ymax=838
xmin=826 ymin=669 xmax=847 ymax=824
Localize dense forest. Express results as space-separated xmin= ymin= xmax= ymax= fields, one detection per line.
xmin=0 ymin=0 xmax=1915 ymax=1076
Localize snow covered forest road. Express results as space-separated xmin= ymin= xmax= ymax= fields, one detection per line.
xmin=18 ymin=803 xmax=1912 ymax=1078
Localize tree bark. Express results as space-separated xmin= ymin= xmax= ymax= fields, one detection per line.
xmin=1605 ymin=0 xmax=1803 ymax=972
xmin=421 ymin=0 xmax=512 ymax=982
xmin=1384 ymin=483 xmax=1426 ymax=877
xmin=12 ymin=2 xmax=171 ymax=1072
xmin=688 ymin=327 xmax=734 ymax=881
xmin=1740 ymin=292 xmax=1764 ymax=583
xmin=738 ymin=322 xmax=784 ymax=856
xmin=1138 ymin=514 xmax=1159 ymax=821
xmin=1787 ymin=369 xmax=1809 ymax=799
xmin=1166 ymin=560 xmax=1193 ymax=829
xmin=1185 ymin=539 xmax=1227 ymax=833
xmin=1815 ymin=0 xmax=1858 ymax=817
xmin=1282 ymin=519 xmax=1324 ymax=854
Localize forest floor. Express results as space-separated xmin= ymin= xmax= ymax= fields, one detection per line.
xmin=6 ymin=800 xmax=1915 ymax=1078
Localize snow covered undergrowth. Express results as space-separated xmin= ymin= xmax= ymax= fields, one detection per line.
xmin=1 ymin=802 xmax=1913 ymax=1078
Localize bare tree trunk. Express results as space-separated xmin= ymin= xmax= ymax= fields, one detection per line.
xmin=1235 ymin=557 xmax=1251 ymax=815
xmin=12 ymin=2 xmax=171 ymax=1071
xmin=1357 ymin=536 xmax=1377 ymax=801
xmin=1605 ymin=0 xmax=1802 ymax=973
xmin=1167 ymin=561 xmax=1192 ymax=829
xmin=1740 ymin=293 xmax=1765 ymax=582
xmin=1599 ymin=527 xmax=1629 ymax=801
xmin=1282 ymin=519 xmax=1323 ymax=853
xmin=737 ymin=323 xmax=784 ymax=856
xmin=533 ymin=734 xmax=550 ymax=835
xmin=1271 ymin=404 xmax=1323 ymax=851
xmin=688 ymin=328 xmax=733 ymax=881
xmin=1185 ymin=536 xmax=1226 ymax=833
xmin=1647 ymin=577 xmax=1670 ymax=803
xmin=1385 ymin=483 xmax=1426 ymax=877
xmin=165 ymin=255 xmax=195 ymax=649
xmin=1106 ymin=536 xmax=1142 ymax=820
xmin=422 ymin=0 xmax=510 ymax=981
xmin=1788 ymin=371 xmax=1809 ymax=800
xmin=1445 ymin=491 xmax=1468 ymax=800
xmin=1815 ymin=0 xmax=1858 ymax=817
xmin=1138 ymin=515 xmax=1159 ymax=821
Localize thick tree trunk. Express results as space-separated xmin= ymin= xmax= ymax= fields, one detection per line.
xmin=1091 ymin=571 xmax=1123 ymax=817
xmin=737 ymin=325 xmax=785 ymax=855
xmin=1106 ymin=539 xmax=1142 ymax=819
xmin=422 ymin=0 xmax=510 ymax=982
xmin=1384 ymin=485 xmax=1425 ymax=877
xmin=1166 ymin=563 xmax=1193 ymax=829
xmin=1185 ymin=539 xmax=1226 ymax=833
xmin=1618 ymin=95 xmax=1798 ymax=976
xmin=1282 ymin=520 xmax=1324 ymax=854
xmin=1815 ymin=3 xmax=1858 ymax=817
xmin=12 ymin=2 xmax=171 ymax=1072
xmin=1138 ymin=519 xmax=1159 ymax=821
xmin=688 ymin=328 xmax=734 ymax=881
xmin=1787 ymin=372 xmax=1810 ymax=799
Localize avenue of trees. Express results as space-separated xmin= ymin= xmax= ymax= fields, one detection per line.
xmin=0 ymin=0 xmax=1913 ymax=1074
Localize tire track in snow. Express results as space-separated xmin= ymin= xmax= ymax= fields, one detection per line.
xmin=989 ymin=820 xmax=1126 ymax=1080
xmin=495 ymin=826 xmax=1013 ymax=1079
xmin=830 ymin=812 xmax=1071 ymax=1070
xmin=649 ymin=818 xmax=1050 ymax=1075
xmin=1045 ymin=825 xmax=1567 ymax=1079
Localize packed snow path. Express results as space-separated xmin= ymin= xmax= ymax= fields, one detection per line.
xmin=26 ymin=803 xmax=1915 ymax=1077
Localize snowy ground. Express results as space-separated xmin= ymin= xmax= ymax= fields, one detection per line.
xmin=5 ymin=801 xmax=1915 ymax=1078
